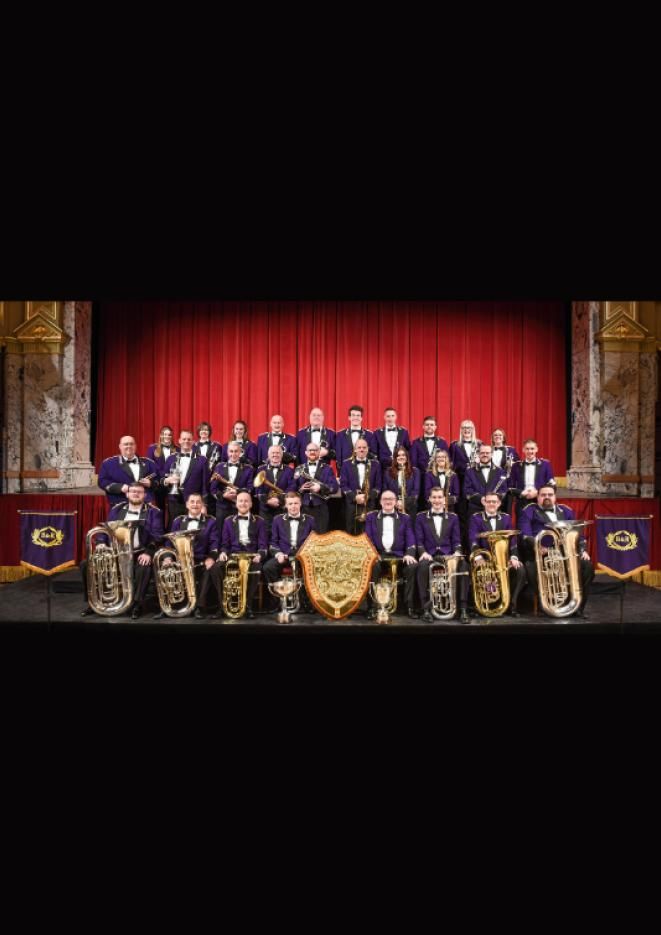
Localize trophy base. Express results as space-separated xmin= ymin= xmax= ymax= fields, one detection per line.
xmin=375 ymin=609 xmax=392 ymax=624
xmin=277 ymin=610 xmax=295 ymax=624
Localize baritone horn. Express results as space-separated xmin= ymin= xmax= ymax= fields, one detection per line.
xmin=85 ymin=520 xmax=135 ymax=616
xmin=428 ymin=554 xmax=468 ymax=620
xmin=153 ymin=529 xmax=198 ymax=617
xmin=222 ymin=552 xmax=259 ymax=619
xmin=535 ymin=520 xmax=592 ymax=619
xmin=470 ymin=529 xmax=519 ymax=619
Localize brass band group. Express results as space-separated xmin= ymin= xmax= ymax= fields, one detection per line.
xmin=82 ymin=406 xmax=595 ymax=622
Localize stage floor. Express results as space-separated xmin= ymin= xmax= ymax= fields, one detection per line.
xmin=2 ymin=568 xmax=659 ymax=632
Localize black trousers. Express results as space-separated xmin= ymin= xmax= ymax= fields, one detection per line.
xmin=344 ymin=495 xmax=378 ymax=534
xmin=417 ymin=556 xmax=470 ymax=612
xmin=167 ymin=496 xmax=187 ymax=529
xmin=370 ymin=555 xmax=417 ymax=612
xmin=304 ymin=501 xmax=329 ymax=534
xmin=524 ymin=557 xmax=595 ymax=615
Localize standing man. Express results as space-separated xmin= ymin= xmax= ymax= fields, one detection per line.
xmin=335 ymin=405 xmax=377 ymax=466
xmin=161 ymin=429 xmax=208 ymax=528
xmin=98 ymin=435 xmax=159 ymax=509
xmin=257 ymin=414 xmax=299 ymax=466
xmin=209 ymin=441 xmax=255 ymax=531
xmin=463 ymin=444 xmax=508 ymax=519
xmin=253 ymin=445 xmax=296 ymax=537
xmin=293 ymin=441 xmax=338 ymax=534
xmin=193 ymin=421 xmax=223 ymax=517
xmin=508 ymin=439 xmax=556 ymax=517
xmin=415 ymin=487 xmax=470 ymax=624
xmin=468 ymin=492 xmax=526 ymax=617
xmin=373 ymin=407 xmax=410 ymax=471
xmin=365 ymin=490 xmax=418 ymax=619
xmin=296 ymin=407 xmax=336 ymax=467
xmin=339 ymin=438 xmax=382 ymax=534
xmin=409 ymin=416 xmax=449 ymax=474
xmin=216 ymin=492 xmax=269 ymax=619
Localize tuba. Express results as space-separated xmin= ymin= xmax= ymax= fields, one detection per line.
xmin=470 ymin=529 xmax=519 ymax=619
xmin=428 ymin=554 xmax=468 ymax=620
xmin=535 ymin=520 xmax=592 ymax=618
xmin=222 ymin=552 xmax=258 ymax=619
xmin=86 ymin=520 xmax=135 ymax=616
xmin=153 ymin=529 xmax=198 ymax=617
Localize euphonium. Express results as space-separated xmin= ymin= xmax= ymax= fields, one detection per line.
xmin=535 ymin=520 xmax=591 ymax=619
xmin=470 ymin=529 xmax=519 ymax=619
xmin=153 ymin=529 xmax=198 ymax=617
xmin=253 ymin=470 xmax=286 ymax=499
xmin=86 ymin=520 xmax=135 ymax=616
xmin=428 ymin=554 xmax=466 ymax=620
xmin=222 ymin=552 xmax=258 ymax=619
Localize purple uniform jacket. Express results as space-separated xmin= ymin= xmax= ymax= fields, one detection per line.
xmin=518 ymin=502 xmax=587 ymax=552
xmin=509 ymin=458 xmax=556 ymax=494
xmin=170 ymin=513 xmax=220 ymax=562
xmin=490 ymin=445 xmax=520 ymax=473
xmin=423 ymin=470 xmax=461 ymax=503
xmin=253 ymin=463 xmax=296 ymax=505
xmin=98 ymin=455 xmax=160 ymax=507
xmin=162 ymin=452 xmax=208 ymax=500
xmin=220 ymin=440 xmax=259 ymax=467
xmin=100 ymin=501 xmax=165 ymax=553
xmin=296 ymin=426 xmax=337 ymax=464
xmin=269 ymin=513 xmax=316 ymax=557
xmin=365 ymin=510 xmax=417 ymax=557
xmin=382 ymin=467 xmax=421 ymax=499
xmin=409 ymin=435 xmax=450 ymax=473
xmin=293 ymin=462 xmax=338 ymax=507
xmin=339 ymin=458 xmax=382 ymax=501
xmin=448 ymin=439 xmax=482 ymax=477
xmin=221 ymin=513 xmax=269 ymax=558
xmin=192 ymin=440 xmax=223 ymax=473
xmin=373 ymin=426 xmax=411 ymax=467
xmin=468 ymin=511 xmax=519 ymax=557
xmin=256 ymin=432 xmax=299 ymax=466
xmin=209 ymin=462 xmax=255 ymax=500
xmin=334 ymin=428 xmax=377 ymax=466
xmin=463 ymin=465 xmax=508 ymax=504
xmin=415 ymin=509 xmax=462 ymax=557
xmin=146 ymin=443 xmax=180 ymax=474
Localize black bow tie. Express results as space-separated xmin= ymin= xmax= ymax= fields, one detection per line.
xmin=180 ymin=453 xmax=191 ymax=458
xmin=187 ymin=516 xmax=201 ymax=522
xmin=238 ymin=516 xmax=250 ymax=521
xmin=356 ymin=460 xmax=367 ymax=465
xmin=431 ymin=512 xmax=444 ymax=517
xmin=387 ymin=428 xmax=397 ymax=432
xmin=382 ymin=512 xmax=396 ymax=517
xmin=125 ymin=458 xmax=138 ymax=464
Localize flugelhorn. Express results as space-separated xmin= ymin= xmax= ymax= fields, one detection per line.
xmin=253 ymin=470 xmax=286 ymax=499
xmin=294 ymin=466 xmax=330 ymax=499
xmin=211 ymin=472 xmax=239 ymax=494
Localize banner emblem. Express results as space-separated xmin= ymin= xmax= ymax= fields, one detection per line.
xmin=605 ymin=530 xmax=638 ymax=551
xmin=31 ymin=526 xmax=65 ymax=548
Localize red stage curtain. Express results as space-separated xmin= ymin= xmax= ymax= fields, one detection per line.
xmin=95 ymin=301 xmax=568 ymax=472
xmin=0 ymin=494 xmax=107 ymax=567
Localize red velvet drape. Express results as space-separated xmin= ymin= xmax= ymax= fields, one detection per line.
xmin=95 ymin=301 xmax=568 ymax=472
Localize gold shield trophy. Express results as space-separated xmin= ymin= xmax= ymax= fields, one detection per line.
xmin=268 ymin=576 xmax=302 ymax=624
xmin=369 ymin=578 xmax=395 ymax=624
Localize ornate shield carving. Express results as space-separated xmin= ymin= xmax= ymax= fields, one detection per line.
xmin=296 ymin=531 xmax=379 ymax=620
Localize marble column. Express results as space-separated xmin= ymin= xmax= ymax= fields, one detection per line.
xmin=566 ymin=301 xmax=604 ymax=493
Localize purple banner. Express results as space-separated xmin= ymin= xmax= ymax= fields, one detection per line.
xmin=19 ymin=511 xmax=77 ymax=576
xmin=596 ymin=516 xmax=652 ymax=579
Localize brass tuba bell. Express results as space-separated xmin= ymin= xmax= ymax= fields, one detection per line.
xmin=534 ymin=520 xmax=592 ymax=618
xmin=469 ymin=529 xmax=519 ymax=619
xmin=153 ymin=529 xmax=198 ymax=617
xmin=85 ymin=520 xmax=135 ymax=616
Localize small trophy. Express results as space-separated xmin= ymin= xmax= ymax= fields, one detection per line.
xmin=170 ymin=468 xmax=181 ymax=496
xmin=268 ymin=578 xmax=302 ymax=624
xmin=369 ymin=580 xmax=395 ymax=624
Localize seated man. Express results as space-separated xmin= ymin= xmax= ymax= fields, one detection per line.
xmin=253 ymin=444 xmax=296 ymax=537
xmin=468 ymin=492 xmax=526 ymax=617
xmin=335 ymin=404 xmax=377 ymax=466
xmin=508 ymin=438 xmax=556 ymax=518
xmin=339 ymin=438 xmax=382 ymax=534
xmin=518 ymin=485 xmax=594 ymax=618
xmin=365 ymin=490 xmax=418 ymax=620
xmin=262 ymin=491 xmax=316 ymax=612
xmin=415 ymin=487 xmax=470 ymax=624
xmin=293 ymin=441 xmax=338 ymax=534
xmin=98 ymin=435 xmax=159 ymax=509
xmin=257 ymin=414 xmax=299 ymax=466
xmin=81 ymin=481 xmax=164 ymax=619
xmin=161 ymin=429 xmax=208 ymax=528
xmin=216 ymin=491 xmax=269 ymax=619
xmin=209 ymin=441 xmax=255 ymax=530
xmin=154 ymin=491 xmax=222 ymax=620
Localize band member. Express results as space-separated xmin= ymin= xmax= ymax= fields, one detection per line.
xmin=490 ymin=428 xmax=520 ymax=515
xmin=296 ymin=407 xmax=336 ymax=466
xmin=373 ymin=407 xmax=410 ymax=471
xmin=253 ymin=445 xmax=296 ymax=536
xmin=334 ymin=405 xmax=377 ymax=466
xmin=463 ymin=444 xmax=508 ymax=518
xmin=154 ymin=492 xmax=223 ymax=620
xmin=192 ymin=421 xmax=223 ymax=517
xmin=257 ymin=414 xmax=299 ymax=466
xmin=423 ymin=449 xmax=460 ymax=511
xmin=508 ymin=439 xmax=556 ymax=517
xmin=216 ymin=491 xmax=269 ymax=619
xmin=448 ymin=420 xmax=482 ymax=486
xmin=98 ymin=435 xmax=159 ymax=508
xmin=382 ymin=446 xmax=421 ymax=517
xmin=415 ymin=487 xmax=470 ymax=624
xmin=293 ymin=441 xmax=338 ymax=534
xmin=340 ymin=438 xmax=382 ymax=534
xmin=409 ymin=417 xmax=449 ymax=473
xmin=162 ymin=429 xmax=208 ymax=528
xmin=365 ymin=490 xmax=418 ymax=619
xmin=518 ymin=485 xmax=594 ymax=617
xmin=209 ymin=441 xmax=255 ymax=530
xmin=262 ymin=490 xmax=316 ymax=610
xmin=147 ymin=425 xmax=179 ymax=472
xmin=81 ymin=482 xmax=164 ymax=619
xmin=221 ymin=420 xmax=258 ymax=467
xmin=468 ymin=492 xmax=526 ymax=617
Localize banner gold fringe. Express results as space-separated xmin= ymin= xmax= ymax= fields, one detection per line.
xmin=555 ymin=476 xmax=567 ymax=488
xmin=0 ymin=566 xmax=36 ymax=583
xmin=630 ymin=570 xmax=661 ymax=589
